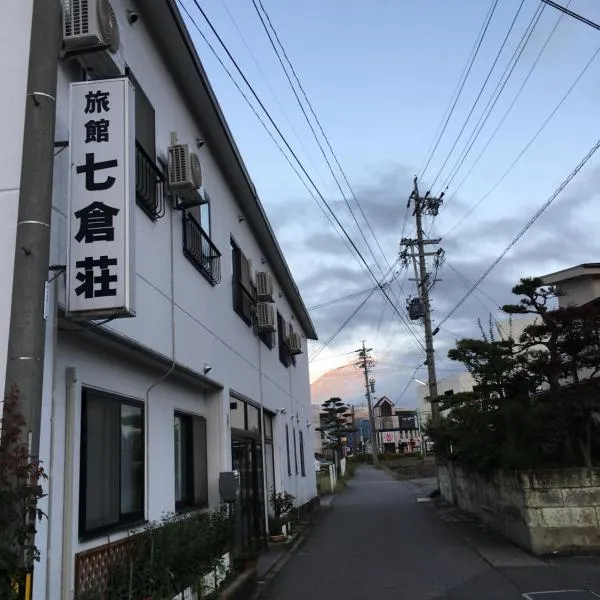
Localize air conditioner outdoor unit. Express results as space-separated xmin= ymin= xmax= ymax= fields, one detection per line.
xmin=256 ymin=302 xmax=275 ymax=332
xmin=168 ymin=143 xmax=207 ymax=208
xmin=62 ymin=0 xmax=125 ymax=77
xmin=287 ymin=332 xmax=303 ymax=355
xmin=255 ymin=272 xmax=274 ymax=302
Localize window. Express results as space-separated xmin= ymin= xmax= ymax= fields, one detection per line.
xmin=293 ymin=427 xmax=298 ymax=475
xmin=183 ymin=211 xmax=222 ymax=285
xmin=285 ymin=424 xmax=291 ymax=476
xmin=264 ymin=412 xmax=275 ymax=499
xmin=174 ymin=412 xmax=208 ymax=510
xmin=230 ymin=396 xmax=261 ymax=434
xmin=288 ymin=322 xmax=297 ymax=367
xmin=128 ymin=70 xmax=165 ymax=219
xmin=79 ymin=389 xmax=144 ymax=538
xmin=199 ymin=193 xmax=211 ymax=238
xmin=278 ymin=312 xmax=291 ymax=367
xmin=231 ymin=240 xmax=253 ymax=325
xmin=299 ymin=430 xmax=306 ymax=476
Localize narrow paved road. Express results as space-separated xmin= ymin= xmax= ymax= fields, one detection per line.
xmin=263 ymin=466 xmax=600 ymax=600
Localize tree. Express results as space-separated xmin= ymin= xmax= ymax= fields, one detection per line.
xmin=503 ymin=278 xmax=600 ymax=467
xmin=437 ymin=278 xmax=600 ymax=472
xmin=316 ymin=398 xmax=355 ymax=471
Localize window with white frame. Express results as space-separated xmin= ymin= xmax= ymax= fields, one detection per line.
xmin=79 ymin=388 xmax=144 ymax=538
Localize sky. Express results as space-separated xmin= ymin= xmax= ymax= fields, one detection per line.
xmin=179 ymin=0 xmax=600 ymax=409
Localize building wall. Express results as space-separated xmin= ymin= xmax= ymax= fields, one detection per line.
xmin=0 ymin=1 xmax=34 ymax=395
xmin=416 ymin=372 xmax=474 ymax=417
xmin=556 ymin=276 xmax=600 ymax=308
xmin=1 ymin=2 xmax=317 ymax=599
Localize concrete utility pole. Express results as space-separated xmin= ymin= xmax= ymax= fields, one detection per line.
xmin=3 ymin=0 xmax=61 ymax=453
xmin=400 ymin=177 xmax=444 ymax=431
xmin=355 ymin=342 xmax=378 ymax=465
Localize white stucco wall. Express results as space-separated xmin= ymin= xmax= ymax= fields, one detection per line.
xmin=0 ymin=1 xmax=34 ymax=395
xmin=416 ymin=371 xmax=474 ymax=416
xmin=555 ymin=276 xmax=600 ymax=308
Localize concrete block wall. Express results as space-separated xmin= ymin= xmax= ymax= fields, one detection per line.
xmin=439 ymin=464 xmax=600 ymax=555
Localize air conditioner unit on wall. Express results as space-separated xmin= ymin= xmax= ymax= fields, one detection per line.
xmin=168 ymin=143 xmax=207 ymax=208
xmin=255 ymin=272 xmax=274 ymax=302
xmin=256 ymin=302 xmax=276 ymax=332
xmin=62 ymin=0 xmax=125 ymax=77
xmin=287 ymin=332 xmax=303 ymax=355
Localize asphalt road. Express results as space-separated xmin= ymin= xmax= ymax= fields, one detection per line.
xmin=262 ymin=465 xmax=600 ymax=600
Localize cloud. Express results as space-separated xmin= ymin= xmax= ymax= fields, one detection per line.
xmin=280 ymin=162 xmax=600 ymax=409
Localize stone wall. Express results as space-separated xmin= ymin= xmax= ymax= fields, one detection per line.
xmin=439 ymin=464 xmax=600 ymax=555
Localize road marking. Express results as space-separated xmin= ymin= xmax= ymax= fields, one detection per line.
xmin=523 ymin=591 xmax=600 ymax=599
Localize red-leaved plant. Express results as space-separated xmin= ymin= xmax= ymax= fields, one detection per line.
xmin=0 ymin=387 xmax=48 ymax=600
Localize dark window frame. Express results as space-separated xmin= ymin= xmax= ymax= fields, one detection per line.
xmin=277 ymin=312 xmax=291 ymax=368
xmin=230 ymin=397 xmax=262 ymax=437
xmin=299 ymin=430 xmax=306 ymax=476
xmin=231 ymin=240 xmax=254 ymax=326
xmin=79 ymin=388 xmax=145 ymax=540
xmin=285 ymin=423 xmax=291 ymax=476
xmin=174 ymin=411 xmax=208 ymax=512
xmin=182 ymin=211 xmax=222 ymax=286
xmin=293 ymin=427 xmax=298 ymax=475
xmin=127 ymin=70 xmax=165 ymax=220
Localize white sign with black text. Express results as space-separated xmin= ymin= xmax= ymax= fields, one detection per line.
xmin=67 ymin=78 xmax=136 ymax=318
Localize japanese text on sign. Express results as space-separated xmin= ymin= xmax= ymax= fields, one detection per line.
xmin=67 ymin=79 xmax=135 ymax=317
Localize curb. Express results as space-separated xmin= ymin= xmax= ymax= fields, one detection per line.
xmin=252 ymin=501 xmax=334 ymax=599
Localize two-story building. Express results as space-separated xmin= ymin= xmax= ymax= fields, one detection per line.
xmin=2 ymin=1 xmax=318 ymax=599
xmin=373 ymin=396 xmax=422 ymax=454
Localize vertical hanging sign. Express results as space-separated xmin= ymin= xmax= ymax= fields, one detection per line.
xmin=67 ymin=78 xmax=136 ymax=318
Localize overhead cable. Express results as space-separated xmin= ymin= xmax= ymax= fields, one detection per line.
xmin=428 ymin=0 xmax=528 ymax=192
xmin=438 ymin=3 xmax=545 ymax=196
xmin=419 ymin=0 xmax=499 ymax=181
xmin=437 ymin=136 xmax=600 ymax=330
xmin=442 ymin=41 xmax=600 ymax=239
xmin=439 ymin=1 xmax=570 ymax=204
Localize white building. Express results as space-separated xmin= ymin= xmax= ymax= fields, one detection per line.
xmin=416 ymin=372 xmax=475 ymax=418
xmin=2 ymin=2 xmax=318 ymax=599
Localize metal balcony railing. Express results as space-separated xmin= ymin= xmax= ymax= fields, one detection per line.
xmin=135 ymin=141 xmax=166 ymax=219
xmin=182 ymin=212 xmax=222 ymax=285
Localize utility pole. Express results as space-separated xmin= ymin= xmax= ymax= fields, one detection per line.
xmin=400 ymin=177 xmax=444 ymax=431
xmin=1 ymin=0 xmax=62 ymax=578
xmin=3 ymin=0 xmax=61 ymax=450
xmin=355 ymin=342 xmax=378 ymax=465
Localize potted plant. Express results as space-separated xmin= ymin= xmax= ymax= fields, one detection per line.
xmin=269 ymin=489 xmax=295 ymax=543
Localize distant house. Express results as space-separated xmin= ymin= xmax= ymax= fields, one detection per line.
xmin=416 ymin=372 xmax=475 ymax=421
xmin=540 ymin=263 xmax=600 ymax=308
xmin=373 ymin=396 xmax=421 ymax=454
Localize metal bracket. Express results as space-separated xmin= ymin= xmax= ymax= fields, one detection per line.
xmin=48 ymin=264 xmax=66 ymax=283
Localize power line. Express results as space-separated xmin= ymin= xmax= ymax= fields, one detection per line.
xmin=428 ymin=0 xmax=528 ymax=192
xmin=177 ymin=0 xmax=361 ymax=270
xmin=442 ymin=40 xmax=600 ymax=239
xmin=250 ymin=0 xmax=390 ymax=280
xmin=309 ymin=266 xmax=405 ymax=362
xmin=439 ymin=0 xmax=570 ymax=205
xmin=255 ymin=0 xmax=394 ymax=275
xmin=307 ymin=285 xmax=377 ymax=311
xmin=217 ymin=0 xmax=329 ymax=191
xmin=438 ymin=2 xmax=546 ymax=196
xmin=419 ymin=0 xmax=499 ymax=181
xmin=446 ymin=261 xmax=499 ymax=314
xmin=183 ymin=0 xmax=424 ymax=350
xmin=540 ymin=0 xmax=600 ymax=31
xmin=437 ymin=135 xmax=600 ymax=329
